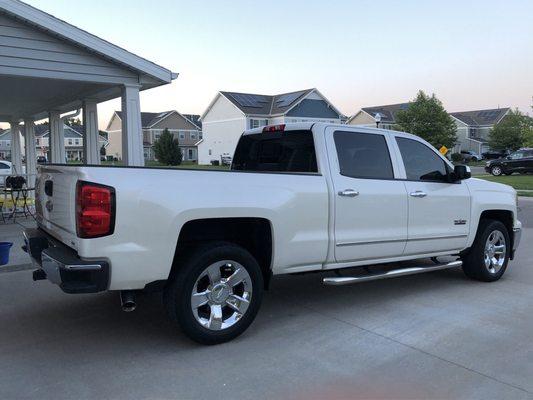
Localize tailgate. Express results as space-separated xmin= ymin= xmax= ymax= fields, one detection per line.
xmin=35 ymin=166 xmax=80 ymax=247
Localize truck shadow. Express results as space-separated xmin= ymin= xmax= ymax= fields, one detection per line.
xmin=1 ymin=265 xmax=484 ymax=354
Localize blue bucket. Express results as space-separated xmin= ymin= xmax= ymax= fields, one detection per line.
xmin=0 ymin=242 xmax=13 ymax=265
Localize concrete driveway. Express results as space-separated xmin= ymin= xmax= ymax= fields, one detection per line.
xmin=1 ymin=199 xmax=532 ymax=399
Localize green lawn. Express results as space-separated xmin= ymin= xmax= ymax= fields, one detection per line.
xmin=478 ymin=174 xmax=533 ymax=191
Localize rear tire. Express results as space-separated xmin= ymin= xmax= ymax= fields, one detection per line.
xmin=164 ymin=242 xmax=264 ymax=345
xmin=461 ymin=220 xmax=510 ymax=282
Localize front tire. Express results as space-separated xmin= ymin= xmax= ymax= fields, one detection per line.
xmin=461 ymin=220 xmax=510 ymax=282
xmin=490 ymin=166 xmax=503 ymax=176
xmin=164 ymin=242 xmax=264 ymax=345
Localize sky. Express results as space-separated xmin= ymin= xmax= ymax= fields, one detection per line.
xmin=22 ymin=0 xmax=533 ymax=128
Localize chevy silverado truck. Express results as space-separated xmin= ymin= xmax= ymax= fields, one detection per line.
xmin=23 ymin=123 xmax=522 ymax=344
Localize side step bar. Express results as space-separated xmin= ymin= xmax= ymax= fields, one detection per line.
xmin=323 ymin=260 xmax=462 ymax=286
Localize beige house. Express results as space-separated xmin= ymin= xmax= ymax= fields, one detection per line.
xmin=106 ymin=111 xmax=202 ymax=161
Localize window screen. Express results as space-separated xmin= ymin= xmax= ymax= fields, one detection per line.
xmin=232 ymin=130 xmax=318 ymax=173
xmin=396 ymin=137 xmax=449 ymax=182
xmin=334 ymin=131 xmax=394 ymax=179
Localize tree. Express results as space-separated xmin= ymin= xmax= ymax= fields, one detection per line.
xmin=395 ymin=90 xmax=457 ymax=149
xmin=65 ymin=117 xmax=82 ymax=127
xmin=488 ymin=109 xmax=533 ymax=152
xmin=153 ymin=128 xmax=182 ymax=165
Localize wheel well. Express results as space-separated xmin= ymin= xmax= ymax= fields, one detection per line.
xmin=171 ymin=218 xmax=273 ymax=288
xmin=479 ymin=209 xmax=514 ymax=248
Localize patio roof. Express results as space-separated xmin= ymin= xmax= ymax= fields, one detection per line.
xmin=0 ymin=0 xmax=177 ymax=168
xmin=0 ymin=0 xmax=177 ymax=122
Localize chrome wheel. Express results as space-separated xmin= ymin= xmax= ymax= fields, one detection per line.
xmin=484 ymin=230 xmax=506 ymax=274
xmin=191 ymin=260 xmax=252 ymax=331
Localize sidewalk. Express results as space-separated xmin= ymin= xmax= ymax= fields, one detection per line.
xmin=0 ymin=219 xmax=35 ymax=272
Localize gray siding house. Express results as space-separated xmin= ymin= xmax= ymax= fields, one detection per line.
xmin=106 ymin=110 xmax=202 ymax=162
xmin=450 ymin=108 xmax=510 ymax=154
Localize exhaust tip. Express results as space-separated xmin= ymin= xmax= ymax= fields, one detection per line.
xmin=120 ymin=291 xmax=137 ymax=312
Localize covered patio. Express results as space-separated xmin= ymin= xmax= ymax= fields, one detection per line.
xmin=0 ymin=0 xmax=177 ymax=183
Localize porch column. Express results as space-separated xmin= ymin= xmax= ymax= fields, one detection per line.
xmin=10 ymin=121 xmax=22 ymax=175
xmin=121 ymin=84 xmax=144 ymax=166
xmin=49 ymin=111 xmax=65 ymax=163
xmin=82 ymin=99 xmax=100 ymax=164
xmin=23 ymin=119 xmax=37 ymax=187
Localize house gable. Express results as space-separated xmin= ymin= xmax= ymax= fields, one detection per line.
xmin=347 ymin=111 xmax=375 ymax=125
xmin=286 ymin=99 xmax=340 ymax=119
xmin=202 ymin=94 xmax=245 ymax=123
xmin=106 ymin=112 xmax=122 ymax=131
xmin=151 ymin=111 xmax=199 ymax=131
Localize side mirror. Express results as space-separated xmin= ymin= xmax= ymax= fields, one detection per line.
xmin=453 ymin=165 xmax=471 ymax=181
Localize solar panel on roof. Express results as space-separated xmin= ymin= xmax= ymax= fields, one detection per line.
xmin=230 ymin=93 xmax=266 ymax=108
xmin=275 ymin=92 xmax=302 ymax=107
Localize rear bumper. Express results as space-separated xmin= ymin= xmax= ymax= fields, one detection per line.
xmin=23 ymin=228 xmax=109 ymax=294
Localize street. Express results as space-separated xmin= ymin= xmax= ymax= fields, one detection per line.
xmin=0 ymin=199 xmax=532 ymax=399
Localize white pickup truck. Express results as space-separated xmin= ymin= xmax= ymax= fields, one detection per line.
xmin=23 ymin=123 xmax=522 ymax=344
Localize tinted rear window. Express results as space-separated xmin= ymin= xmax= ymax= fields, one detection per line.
xmin=232 ymin=130 xmax=318 ymax=173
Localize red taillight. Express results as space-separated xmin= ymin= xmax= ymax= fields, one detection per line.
xmin=76 ymin=181 xmax=115 ymax=238
xmin=262 ymin=124 xmax=286 ymax=133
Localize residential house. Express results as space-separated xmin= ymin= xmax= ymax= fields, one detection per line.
xmin=347 ymin=102 xmax=411 ymax=130
xmin=106 ymin=111 xmax=202 ymax=162
xmin=449 ymin=108 xmax=510 ymax=154
xmin=0 ymin=123 xmax=107 ymax=161
xmin=198 ymin=88 xmax=345 ymax=165
xmin=348 ymin=103 xmax=510 ymax=154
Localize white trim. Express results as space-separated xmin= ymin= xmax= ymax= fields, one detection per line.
xmin=201 ymin=117 xmax=245 ymax=124
xmin=0 ymin=0 xmax=176 ymax=83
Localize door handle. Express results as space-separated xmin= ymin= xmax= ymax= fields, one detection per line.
xmin=338 ymin=189 xmax=359 ymax=197
xmin=410 ymin=191 xmax=427 ymax=198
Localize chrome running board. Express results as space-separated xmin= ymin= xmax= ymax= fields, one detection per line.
xmin=323 ymin=260 xmax=462 ymax=286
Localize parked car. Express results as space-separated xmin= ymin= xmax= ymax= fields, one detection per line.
xmin=482 ymin=150 xmax=509 ymax=160
xmin=485 ymin=148 xmax=533 ymax=176
xmin=24 ymin=123 xmax=522 ymax=344
xmin=37 ymin=156 xmax=47 ymax=164
xmin=460 ymin=150 xmax=482 ymax=162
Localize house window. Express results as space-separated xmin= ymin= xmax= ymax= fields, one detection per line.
xmin=199 ymin=132 xmax=203 ymax=140
xmin=179 ymin=131 xmax=186 ymax=140
xmin=250 ymin=119 xmax=268 ymax=129
xmin=190 ymin=132 xmax=197 ymax=140
xmin=188 ymin=149 xmax=194 ymax=159
xmin=209 ymin=149 xmax=212 ymax=156
xmin=68 ymin=139 xmax=73 ymax=145
xmin=74 ymin=139 xmax=80 ymax=146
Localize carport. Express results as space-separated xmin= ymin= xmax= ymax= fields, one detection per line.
xmin=0 ymin=0 xmax=177 ymax=182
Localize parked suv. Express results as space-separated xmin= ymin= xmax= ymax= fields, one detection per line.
xmin=485 ymin=148 xmax=533 ymax=176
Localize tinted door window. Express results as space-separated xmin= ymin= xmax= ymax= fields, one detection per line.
xmin=232 ymin=130 xmax=317 ymax=173
xmin=396 ymin=137 xmax=449 ymax=182
xmin=334 ymin=131 xmax=394 ymax=179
